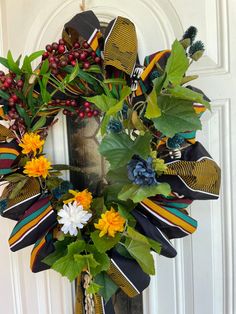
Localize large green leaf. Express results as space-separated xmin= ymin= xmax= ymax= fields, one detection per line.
xmin=165 ymin=40 xmax=189 ymax=86
xmin=85 ymin=94 xmax=117 ymax=112
xmin=99 ymin=132 xmax=152 ymax=169
xmin=95 ymin=272 xmax=118 ymax=302
xmin=7 ymin=51 xmax=22 ymax=74
xmin=51 ymin=240 xmax=86 ymax=281
xmin=43 ymin=238 xmax=74 ymax=266
xmin=118 ymin=182 xmax=171 ymax=203
xmin=124 ymin=238 xmax=155 ymax=275
xmin=153 ymin=95 xmax=202 ymax=137
xmin=91 ymin=230 xmax=121 ymax=253
xmin=167 ymin=85 xmax=211 ymax=110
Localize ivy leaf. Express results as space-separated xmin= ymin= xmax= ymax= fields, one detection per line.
xmin=167 ymin=85 xmax=211 ymax=110
xmin=165 ymin=40 xmax=189 ymax=86
xmin=95 ymin=272 xmax=118 ymax=302
xmin=124 ymin=237 xmax=155 ymax=275
xmin=145 ymin=75 xmax=166 ymax=119
xmin=99 ymin=132 xmax=152 ymax=169
xmin=51 ymin=240 xmax=86 ymax=281
xmin=118 ymin=183 xmax=171 ymax=203
xmin=85 ymin=94 xmax=117 ymax=112
xmin=107 ymin=166 xmax=130 ymax=184
xmin=153 ymin=95 xmax=202 ymax=137
xmin=91 ymin=230 xmax=121 ymax=253
xmin=74 ymin=254 xmax=99 ymax=273
xmin=43 ymin=238 xmax=74 ymax=266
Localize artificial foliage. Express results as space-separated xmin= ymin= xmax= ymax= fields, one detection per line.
xmin=0 ymin=10 xmax=221 ymax=314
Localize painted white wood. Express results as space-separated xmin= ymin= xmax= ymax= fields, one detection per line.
xmin=0 ymin=0 xmax=236 ymax=313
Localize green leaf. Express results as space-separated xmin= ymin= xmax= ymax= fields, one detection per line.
xmin=167 ymin=85 xmax=210 ymax=110
xmin=107 ymin=166 xmax=130 ymax=184
xmin=51 ymin=240 xmax=86 ymax=281
xmin=118 ymin=205 xmax=136 ymax=227
xmin=67 ymin=61 xmax=79 ymax=83
xmin=74 ymin=254 xmax=99 ymax=271
xmin=126 ymin=226 xmax=150 ymax=244
xmin=100 ymin=114 xmax=110 ymax=136
xmin=99 ymin=132 xmax=152 ymax=169
xmin=43 ymin=238 xmax=74 ymax=266
xmin=22 ymin=56 xmax=32 ymax=73
xmin=95 ymin=272 xmax=118 ymax=302
xmin=124 ymin=237 xmax=155 ymax=275
xmin=145 ymin=75 xmax=166 ymax=119
xmin=0 ymin=57 xmax=9 ymax=68
xmin=92 ymin=251 xmax=110 ymax=275
xmin=91 ymin=230 xmax=121 ymax=253
xmin=7 ymin=51 xmax=22 ymax=74
xmin=131 ymin=111 xmax=146 ymax=131
xmin=28 ymin=50 xmax=44 ymax=62
xmin=181 ymin=75 xmax=198 ymax=85
xmin=118 ymin=182 xmax=171 ymax=203
xmin=5 ymin=173 xmax=26 ymax=183
xmin=85 ymin=94 xmax=117 ymax=112
xmin=148 ymin=238 xmax=162 ymax=254
xmin=31 ymin=116 xmax=46 ymax=132
xmin=84 ymin=65 xmax=102 ymax=73
xmin=9 ymin=178 xmax=29 ymax=199
xmin=86 ymin=282 xmax=102 ymax=294
xmin=103 ymin=78 xmax=127 ymax=85
xmin=16 ymin=104 xmax=31 ymax=128
xmin=106 ymin=86 xmax=131 ymax=116
xmin=0 ymin=90 xmax=9 ymax=100
xmin=165 ymin=40 xmax=189 ymax=86
xmin=40 ymin=60 xmax=50 ymax=75
xmin=153 ymin=95 xmax=202 ymax=137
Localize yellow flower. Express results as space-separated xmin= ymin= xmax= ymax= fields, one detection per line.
xmin=23 ymin=156 xmax=52 ymax=178
xmin=64 ymin=189 xmax=92 ymax=210
xmin=19 ymin=132 xmax=45 ymax=156
xmin=94 ymin=208 xmax=126 ymax=237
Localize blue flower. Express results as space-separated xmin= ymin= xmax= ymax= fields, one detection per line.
xmin=107 ymin=119 xmax=123 ymax=133
xmin=127 ymin=155 xmax=158 ymax=186
xmin=52 ymin=181 xmax=73 ymax=200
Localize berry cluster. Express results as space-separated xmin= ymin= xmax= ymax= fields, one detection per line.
xmin=0 ymin=70 xmax=26 ymax=133
xmin=42 ymin=38 xmax=101 ymax=75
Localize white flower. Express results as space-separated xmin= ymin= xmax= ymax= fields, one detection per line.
xmin=58 ymin=201 xmax=92 ymax=236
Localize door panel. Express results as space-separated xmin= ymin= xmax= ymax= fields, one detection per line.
xmin=0 ymin=1 xmax=235 ymax=313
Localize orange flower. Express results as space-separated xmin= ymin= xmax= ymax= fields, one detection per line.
xmin=94 ymin=208 xmax=126 ymax=237
xmin=23 ymin=156 xmax=52 ymax=178
xmin=19 ymin=132 xmax=45 ymax=156
xmin=64 ymin=189 xmax=92 ymax=210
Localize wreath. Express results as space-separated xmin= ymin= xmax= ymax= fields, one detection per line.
xmin=0 ymin=10 xmax=221 ymax=314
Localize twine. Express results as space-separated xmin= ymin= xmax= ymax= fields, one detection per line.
xmin=80 ymin=0 xmax=86 ymax=11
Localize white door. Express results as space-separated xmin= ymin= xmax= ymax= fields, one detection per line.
xmin=0 ymin=1 xmax=235 ymax=314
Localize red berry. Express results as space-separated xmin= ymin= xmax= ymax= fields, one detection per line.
xmin=50 ymin=62 xmax=58 ymax=69
xmin=93 ymin=110 xmax=99 ymax=116
xmin=83 ymin=61 xmax=90 ymax=69
xmin=48 ymin=56 xmax=55 ymax=63
xmin=79 ymin=112 xmax=85 ymax=118
xmin=52 ymin=42 xmax=58 ymax=50
xmin=11 ymin=94 xmax=18 ymax=102
xmin=79 ymin=52 xmax=87 ymax=61
xmin=3 ymin=81 xmax=10 ymax=88
xmin=46 ymin=44 xmax=52 ymax=52
xmin=0 ymin=71 xmax=5 ymax=76
xmin=17 ymin=80 xmax=24 ymax=88
xmin=85 ymin=107 xmax=91 ymax=113
xmin=59 ymin=39 xmax=65 ymax=45
xmin=71 ymin=100 xmax=76 ymax=107
xmin=95 ymin=57 xmax=101 ymax=63
xmin=0 ymin=77 xmax=5 ymax=83
xmin=52 ymin=69 xmax=59 ymax=75
xmin=68 ymin=54 xmax=74 ymax=61
xmin=87 ymin=112 xmax=93 ymax=118
xmin=91 ymin=51 xmax=96 ymax=58
xmin=84 ymin=101 xmax=90 ymax=108
xmin=74 ymin=51 xmax=80 ymax=59
xmin=58 ymin=45 xmax=65 ymax=54
xmin=83 ymin=41 xmax=90 ymax=49
xmin=70 ymin=60 xmax=76 ymax=66
xmin=63 ymin=109 xmax=69 ymax=115
xmin=54 ymin=57 xmax=59 ymax=63
xmin=60 ymin=60 xmax=68 ymax=67
xmin=42 ymin=52 xmax=49 ymax=59
xmin=74 ymin=42 xmax=80 ymax=49
xmin=66 ymin=100 xmax=71 ymax=106
xmin=6 ymin=77 xmax=12 ymax=85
